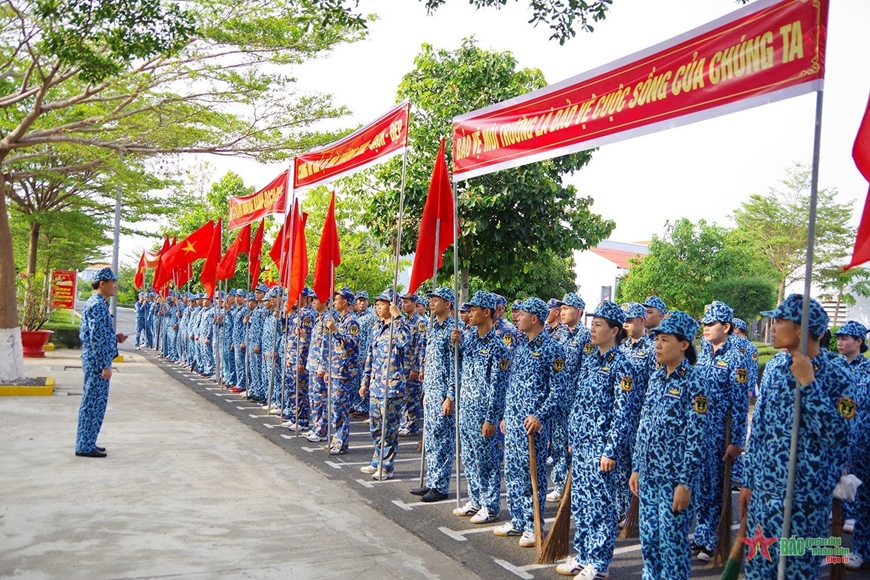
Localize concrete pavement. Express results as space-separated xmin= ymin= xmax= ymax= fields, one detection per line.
xmin=0 ymin=349 xmax=480 ymax=580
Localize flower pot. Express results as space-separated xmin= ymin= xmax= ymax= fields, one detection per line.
xmin=21 ymin=329 xmax=54 ymax=358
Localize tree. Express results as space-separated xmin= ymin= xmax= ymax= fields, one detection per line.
xmin=817 ymin=266 xmax=870 ymax=327
xmin=361 ymin=40 xmax=613 ymax=302
xmin=731 ymin=163 xmax=855 ymax=305
xmin=707 ymin=275 xmax=778 ymax=332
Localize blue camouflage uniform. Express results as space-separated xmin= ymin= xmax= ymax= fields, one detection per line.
xmin=306 ymin=304 xmax=330 ymax=439
xmin=420 ymin=287 xmax=458 ymax=496
xmin=230 ymin=292 xmax=248 ymax=391
xmin=261 ymin=294 xmax=281 ymax=406
xmin=149 ymin=298 xmax=160 ymax=348
xmin=220 ymin=293 xmax=236 ymax=386
xmin=247 ymin=292 xmax=267 ymax=402
xmin=744 ymin=295 xmax=856 ymax=580
xmin=494 ymin=297 xmax=526 ymax=356
xmin=134 ymin=294 xmax=147 ymax=347
xmin=693 ymin=301 xmax=748 ymax=553
xmin=75 ymin=268 xmax=119 ymax=455
xmin=352 ymin=296 xmax=377 ymax=414
xmin=283 ymin=295 xmax=315 ymax=427
xmin=545 ymin=298 xmax=565 ymax=337
xmin=144 ymin=295 xmax=156 ymax=348
xmin=178 ymin=299 xmax=191 ymax=364
xmin=400 ymin=294 xmax=427 ymax=435
xmin=458 ymin=291 xmax=510 ymax=516
xmin=633 ymin=312 xmax=706 ymax=580
xmin=326 ymin=288 xmax=360 ymax=452
xmin=503 ymin=298 xmax=568 ymax=535
xmin=569 ymin=301 xmax=639 ymax=573
xmin=198 ymin=299 xmax=216 ymax=377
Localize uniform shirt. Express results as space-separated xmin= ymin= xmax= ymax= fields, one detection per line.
xmin=80 ymin=293 xmax=118 ymax=370
xmin=571 ymin=344 xmax=639 ymax=460
xmin=553 ymin=323 xmax=591 ymax=384
xmin=247 ymin=305 xmax=265 ymax=350
xmin=620 ymin=334 xmax=655 ymax=430
xmin=421 ymin=316 xmax=457 ymax=401
xmin=285 ymin=306 xmax=315 ymax=369
xmin=505 ymin=331 xmax=567 ymax=424
xmin=744 ymin=350 xmax=855 ymax=500
xmin=494 ymin=316 xmax=526 ymax=356
xmin=231 ymin=304 xmax=248 ymax=344
xmin=697 ymin=339 xmax=749 ymax=448
xmin=356 ymin=308 xmax=377 ymax=366
xmin=306 ymin=309 xmax=329 ymax=374
xmin=458 ymin=328 xmax=510 ymax=425
xmin=404 ymin=312 xmax=427 ymax=374
xmin=261 ymin=309 xmax=279 ymax=356
xmin=730 ymin=335 xmax=759 ymax=391
xmin=633 ymin=358 xmax=707 ymax=486
xmin=844 ymin=355 xmax=870 ymax=456
xmin=327 ymin=310 xmax=360 ymax=380
xmin=198 ymin=305 xmax=214 ymax=342
xmin=363 ymin=317 xmax=411 ymax=399
xmin=546 ymin=321 xmax=565 ymax=337
xmin=135 ymin=300 xmax=147 ymax=323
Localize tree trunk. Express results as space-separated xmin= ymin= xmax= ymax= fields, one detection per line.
xmin=27 ymin=221 xmax=40 ymax=276
xmin=460 ymin=266 xmax=470 ymax=304
xmin=833 ymin=292 xmax=842 ymax=327
xmin=0 ymin=168 xmax=27 ymax=381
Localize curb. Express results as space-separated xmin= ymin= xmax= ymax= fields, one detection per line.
xmin=0 ymin=376 xmax=55 ymax=396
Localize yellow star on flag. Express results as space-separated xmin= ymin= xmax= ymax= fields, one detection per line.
xmin=181 ymin=241 xmax=197 ymax=254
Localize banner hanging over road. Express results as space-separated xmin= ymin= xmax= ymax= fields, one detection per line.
xmin=452 ymin=0 xmax=828 ymax=180
xmin=227 ymin=172 xmax=289 ymax=230
xmin=293 ymin=101 xmax=410 ymax=191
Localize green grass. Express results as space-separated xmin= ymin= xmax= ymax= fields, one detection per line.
xmin=48 ymin=309 xmax=80 ymax=327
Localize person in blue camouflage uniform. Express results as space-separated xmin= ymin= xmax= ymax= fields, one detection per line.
xmin=75 ymin=268 xmax=127 ymax=457
xmin=281 ymin=288 xmax=315 ymax=429
xmin=496 ymin=297 xmax=568 ymax=548
xmin=450 ymin=290 xmax=510 ymax=523
xmin=556 ymin=301 xmax=638 ymax=578
xmin=692 ymin=300 xmax=748 ymax=561
xmin=323 ymin=287 xmax=360 ymax=454
xmin=178 ymin=295 xmax=191 ymax=364
xmin=219 ymin=290 xmax=237 ymax=387
xmin=409 ymin=286 xmax=457 ymax=503
xmin=304 ymin=294 xmax=330 ymax=442
xmin=189 ymin=295 xmax=203 ymax=371
xmin=134 ymin=293 xmax=147 ymax=348
xmin=620 ymin=311 xmax=707 ymax=580
xmin=162 ymin=292 xmax=179 ymax=361
xmin=351 ymin=291 xmax=377 ymax=417
xmin=399 ymin=293 xmax=426 ymax=436
xmin=246 ymin=286 xmax=268 ymax=403
xmin=546 ymin=298 xmax=565 ymax=336
xmin=459 ymin=302 xmax=474 ymax=340
xmin=835 ymin=320 xmax=870 ymax=568
xmin=144 ymin=292 xmax=156 ymax=348
xmin=732 ymin=318 xmax=760 ymax=393
xmin=198 ymin=295 xmax=216 ymax=377
xmin=168 ymin=293 xmax=183 ymax=362
xmin=616 ymin=301 xmax=654 ymax=522
xmin=359 ymin=289 xmax=410 ymax=480
xmin=493 ymin=294 xmax=525 ymax=356
xmin=740 ymin=294 xmax=857 ymax=579
xmin=149 ymin=293 xmax=161 ymax=349
xmin=260 ymin=288 xmax=282 ymax=411
xmin=548 ymin=292 xmax=590 ymax=503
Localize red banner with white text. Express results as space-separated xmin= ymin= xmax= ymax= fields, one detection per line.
xmin=227 ymin=172 xmax=289 ymax=230
xmin=50 ymin=270 xmax=77 ymax=309
xmin=452 ymin=0 xmax=828 ymax=180
xmin=293 ymin=101 xmax=410 ymax=191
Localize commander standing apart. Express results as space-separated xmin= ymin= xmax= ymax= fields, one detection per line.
xmin=75 ymin=267 xmax=127 ymax=458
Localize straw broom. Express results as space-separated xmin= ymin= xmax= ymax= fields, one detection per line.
xmin=528 ymin=431 xmax=544 ymax=554
xmin=710 ymin=412 xmax=733 ymax=567
xmin=618 ymin=494 xmax=640 ymax=539
xmin=538 ymin=467 xmax=572 ymax=563
xmin=830 ymin=498 xmax=846 ymax=580
xmin=719 ymin=513 xmax=747 ymax=580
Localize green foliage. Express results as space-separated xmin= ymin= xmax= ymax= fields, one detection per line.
xmin=707 ymin=275 xmax=778 ymax=326
xmin=16 ymin=273 xmax=53 ymax=330
xmin=42 ymin=325 xmax=81 ymax=348
xmin=115 ymin=265 xmax=140 ymax=307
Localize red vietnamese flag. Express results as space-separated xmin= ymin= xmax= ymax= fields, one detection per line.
xmin=151 ymin=236 xmax=171 ymax=291
xmin=217 ymin=222 xmax=250 ymax=281
xmin=268 ymin=205 xmax=294 ymax=277
xmin=277 ymin=201 xmax=302 ymax=287
xmin=285 ymin=211 xmax=309 ymax=311
xmin=408 ymin=138 xmax=456 ymax=294
xmin=845 ymin=95 xmax=870 ymax=271
xmin=176 ymin=263 xmax=192 ymax=289
xmin=249 ymin=219 xmax=265 ymax=288
xmin=160 ymin=221 xmax=214 ymax=278
xmin=200 ymin=219 xmax=223 ymax=298
xmin=134 ymin=252 xmax=146 ymax=289
xmin=312 ymin=192 xmax=341 ymax=302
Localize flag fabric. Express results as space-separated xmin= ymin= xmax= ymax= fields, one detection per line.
xmin=278 ymin=201 xmax=302 ymax=287
xmin=249 ymin=219 xmax=265 ymax=289
xmin=151 ymin=236 xmax=171 ymax=291
xmin=176 ymin=263 xmax=192 ymax=290
xmin=200 ymin=219 xmax=223 ymax=299
xmin=408 ymin=138 xmax=457 ymax=294
xmin=312 ymin=192 xmax=341 ymax=302
xmin=216 ymin=222 xmax=250 ymax=281
xmin=134 ymin=252 xmax=146 ymax=289
xmin=845 ymin=95 xmax=870 ymax=271
xmin=160 ymin=221 xmax=214 ymax=281
xmin=268 ymin=202 xmax=298 ymax=281
xmin=286 ymin=211 xmax=309 ymax=310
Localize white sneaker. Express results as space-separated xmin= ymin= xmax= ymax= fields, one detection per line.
xmin=845 ymin=554 xmax=865 ymax=570
xmin=546 ymin=489 xmax=562 ymax=502
xmin=372 ymin=469 xmax=392 ymax=481
xmin=452 ymin=502 xmax=479 ymax=517
xmin=518 ymin=530 xmax=536 ymax=547
xmin=360 ymin=465 xmax=378 ymax=474
xmin=844 ymin=518 xmax=856 ymax=533
xmin=555 ymin=556 xmax=584 ymax=576
xmin=398 ymin=428 xmax=411 ymax=436
xmin=268 ymin=408 xmax=281 ymax=415
xmin=284 ymin=423 xmax=306 ymax=432
xmin=470 ymin=507 xmax=499 ymax=524
xmin=261 ymin=404 xmax=271 ymax=411
xmin=305 ymin=432 xmax=327 ymax=442
xmin=546 ymin=456 xmax=554 ymax=466
xmin=493 ymin=522 xmax=523 ymax=537
xmin=574 ymin=566 xmax=609 ymax=580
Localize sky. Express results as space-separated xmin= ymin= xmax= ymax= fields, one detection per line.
xmin=122 ymin=0 xmax=870 ymax=264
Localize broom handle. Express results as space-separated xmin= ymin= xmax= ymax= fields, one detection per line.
xmin=528 ymin=430 xmax=543 ymax=551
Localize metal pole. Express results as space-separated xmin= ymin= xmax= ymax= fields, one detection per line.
xmin=326 ymin=262 xmax=335 ymax=449
xmin=777 ymin=89 xmax=824 ymax=580
xmin=295 ymin=295 xmax=302 ymax=437
xmin=452 ymin=174 xmax=461 ymax=507
xmin=110 ymin=153 xmax=122 ymax=333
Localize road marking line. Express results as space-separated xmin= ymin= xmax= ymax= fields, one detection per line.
xmin=493 ymin=559 xmax=534 ymax=580
xmin=354 ymin=477 xmax=405 ymax=489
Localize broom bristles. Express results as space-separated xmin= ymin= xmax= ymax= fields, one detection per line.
xmin=528 ymin=432 xmax=544 ymax=554
xmin=618 ymin=493 xmax=640 ymax=539
xmin=538 ymin=469 xmax=572 ymax=563
xmin=710 ymin=413 xmax=734 ymax=568
xmin=719 ymin=513 xmax=748 ymax=580
xmin=830 ymin=498 xmax=846 ymax=580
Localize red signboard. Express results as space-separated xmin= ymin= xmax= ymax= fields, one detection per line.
xmin=293 ymin=101 xmax=410 ymax=191
xmin=452 ymin=0 xmax=828 ymax=180
xmin=50 ymin=270 xmax=77 ymax=309
xmin=227 ymin=171 xmax=289 ymax=231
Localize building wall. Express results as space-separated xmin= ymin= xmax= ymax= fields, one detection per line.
xmin=573 ymin=250 xmax=626 ymax=307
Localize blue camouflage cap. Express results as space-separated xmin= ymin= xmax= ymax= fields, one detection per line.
xmin=335 ymin=286 xmax=355 ymax=303
xmin=459 ymin=302 xmax=470 ymax=313
xmin=701 ymin=300 xmax=734 ymax=325
xmin=235 ymin=288 xmax=246 ymax=297
xmin=356 ymin=291 xmax=370 ymax=300
xmin=138 ymin=292 xmax=145 ymax=298
xmin=643 ymin=295 xmax=668 ymax=315
xmin=547 ymin=298 xmax=563 ymax=310
xmin=255 ymin=283 xmax=269 ymax=293
xmin=399 ymin=291 xmax=418 ymax=303
xmin=733 ymin=317 xmax=747 ymax=331
xmin=621 ymin=302 xmax=647 ymax=320
xmin=247 ymin=292 xmax=257 ymax=301
xmin=427 ymin=286 xmax=455 ymax=306
xmin=835 ymin=320 xmax=868 ymax=339
xmin=376 ymin=288 xmax=399 ymax=304
xmin=590 ymin=300 xmax=626 ymax=325
xmin=226 ymin=289 xmax=236 ymax=297
xmin=651 ymin=310 xmax=700 ymax=341
xmin=561 ymin=292 xmax=586 ymax=310
xmin=517 ymin=297 xmax=549 ymax=322
xmin=511 ymin=299 xmax=523 ymax=312
xmin=303 ymin=287 xmax=315 ymax=298
xmin=467 ymin=290 xmax=496 ymax=310
xmin=495 ymin=294 xmax=507 ymax=307
xmin=92 ymin=267 xmax=117 ymax=282
xmin=761 ymin=294 xmax=829 ymax=337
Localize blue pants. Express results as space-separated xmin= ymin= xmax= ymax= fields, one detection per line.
xmin=234 ymin=345 xmax=247 ymax=391
xmin=693 ymin=438 xmax=726 ymax=549
xmin=852 ymin=449 xmax=870 ymax=561
xmin=401 ymin=379 xmax=422 ymax=433
xmin=200 ymin=340 xmax=214 ymax=376
xmin=248 ymin=352 xmax=264 ymax=400
xmin=308 ymin=374 xmax=328 ymax=437
xmin=549 ymin=410 xmax=570 ymax=494
xmin=459 ymin=405 xmax=502 ymax=513
xmin=638 ymin=477 xmax=692 ymax=580
xmin=329 ymin=379 xmax=351 ymax=451
xmin=283 ymin=369 xmax=310 ymax=428
xmin=571 ymin=449 xmax=617 ymax=571
xmin=422 ymin=391 xmax=455 ymax=494
xmin=145 ymin=321 xmax=153 ymax=348
xmin=262 ymin=354 xmax=277 ymax=402
xmin=504 ymin=414 xmax=547 ymax=532
xmin=135 ymin=320 xmax=146 ymax=347
xmin=75 ymin=367 xmax=110 ymax=453
xmin=368 ymin=395 xmax=402 ymax=473
xmin=222 ymin=340 xmax=235 ymax=386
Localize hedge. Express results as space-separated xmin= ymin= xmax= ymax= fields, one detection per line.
xmin=43 ymin=323 xmax=81 ymax=349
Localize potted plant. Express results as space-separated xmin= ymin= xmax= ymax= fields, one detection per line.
xmin=17 ymin=273 xmax=55 ymax=357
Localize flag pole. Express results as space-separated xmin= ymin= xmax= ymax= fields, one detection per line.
xmin=777 ymin=89 xmax=824 ymax=580
xmin=279 ymin=206 xmax=297 ymax=426
xmin=452 ymin=173 xmax=461 ymax=508
xmin=326 ymin=260 xmax=335 ymax=450
xmin=295 ymin=293 xmax=303 ymax=438
xmin=418 ymin=218 xmax=440 ymax=488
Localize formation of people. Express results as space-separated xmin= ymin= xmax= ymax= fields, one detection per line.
xmin=131 ymin=283 xmax=867 ymax=580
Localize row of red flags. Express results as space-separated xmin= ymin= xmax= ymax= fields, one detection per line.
xmin=134 ymin=138 xmax=456 ymax=303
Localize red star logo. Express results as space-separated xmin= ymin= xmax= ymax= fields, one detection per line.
xmin=740 ymin=524 xmax=778 ymax=562
xmin=181 ymin=241 xmax=197 ymax=254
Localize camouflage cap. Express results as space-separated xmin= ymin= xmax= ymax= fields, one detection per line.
xmin=643 ymin=295 xmax=668 ymax=315
xmin=92 ymin=267 xmax=117 ymax=282
xmin=255 ymin=283 xmax=269 ymax=293
xmin=511 ymin=300 xmax=523 ymax=311
xmin=517 ymin=297 xmax=549 ymax=323
xmin=335 ymin=286 xmax=356 ymax=303
xmin=376 ymin=288 xmax=399 ymax=304
xmin=468 ymin=290 xmax=496 ymax=310
xmin=590 ymin=300 xmax=626 ymax=325
xmin=302 ymin=287 xmax=316 ymax=298
xmin=247 ymin=292 xmax=257 ymax=301
xmin=733 ymin=317 xmax=747 ymax=331
xmin=651 ymin=310 xmax=700 ymax=341
xmin=561 ymin=292 xmax=586 ymax=310
xmin=495 ymin=294 xmax=507 ymax=307
xmin=621 ymin=302 xmax=647 ymax=320
xmin=547 ymin=298 xmax=563 ymax=310
xmin=761 ymin=294 xmax=829 ymax=337
xmin=835 ymin=320 xmax=868 ymax=339
xmin=356 ymin=290 xmax=370 ymax=300
xmin=459 ymin=302 xmax=471 ymax=313
xmin=427 ymin=286 xmax=455 ymax=306
xmin=399 ymin=291 xmax=418 ymax=303
xmin=701 ymin=300 xmax=734 ymax=325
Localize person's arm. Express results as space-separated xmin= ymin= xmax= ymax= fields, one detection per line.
xmin=533 ymin=343 xmax=568 ymax=424
xmin=678 ymin=370 xmax=708 ymax=489
xmin=603 ymin=360 xmax=640 ymax=460
xmin=486 ymin=345 xmax=511 ymax=426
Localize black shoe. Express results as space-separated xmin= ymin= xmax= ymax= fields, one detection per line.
xmin=409 ymin=486 xmax=430 ymax=496
xmin=421 ymin=489 xmax=448 ymax=502
xmin=95 ymin=446 xmax=106 ymax=452
xmin=690 ymin=542 xmax=703 ymax=554
xmin=75 ymin=449 xmax=107 ymax=458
